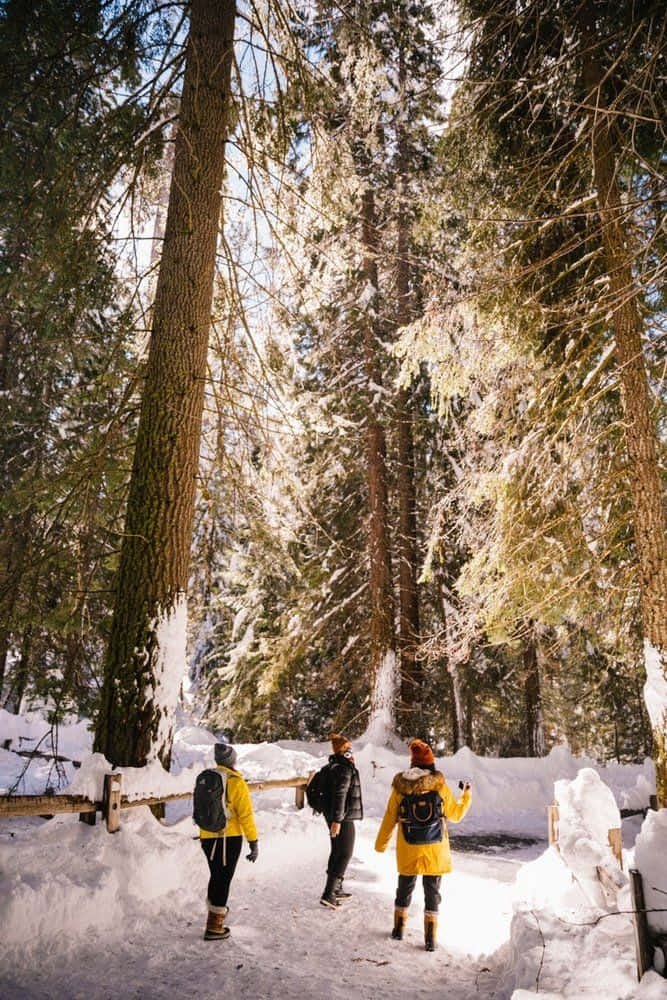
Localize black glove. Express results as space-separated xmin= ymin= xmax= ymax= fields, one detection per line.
xmin=246 ymin=840 xmax=258 ymax=862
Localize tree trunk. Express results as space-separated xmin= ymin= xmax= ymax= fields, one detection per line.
xmin=523 ymin=636 xmax=545 ymax=757
xmin=582 ymin=27 xmax=667 ymax=803
xmin=394 ymin=39 xmax=421 ymax=733
xmin=4 ymin=625 xmax=33 ymax=715
xmin=361 ymin=186 xmax=396 ymax=738
xmin=465 ymin=686 xmax=474 ymax=750
xmin=94 ymin=0 xmax=236 ymax=769
xmin=449 ymin=665 xmax=467 ymax=752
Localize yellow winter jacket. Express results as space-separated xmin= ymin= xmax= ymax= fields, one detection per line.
xmin=375 ymin=768 xmax=471 ymax=876
xmin=199 ymin=765 xmax=258 ymax=842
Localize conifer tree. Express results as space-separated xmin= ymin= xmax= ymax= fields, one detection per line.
xmin=0 ymin=0 xmax=163 ymax=713
xmin=95 ymin=0 xmax=236 ymax=768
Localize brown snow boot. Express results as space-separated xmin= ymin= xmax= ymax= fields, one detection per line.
xmin=391 ymin=906 xmax=408 ymax=940
xmin=204 ymin=904 xmax=230 ymax=940
xmin=424 ymin=912 xmax=437 ymax=952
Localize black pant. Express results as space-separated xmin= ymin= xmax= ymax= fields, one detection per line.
xmin=395 ymin=874 xmax=442 ymax=913
xmin=325 ymin=818 xmax=355 ymax=879
xmin=201 ymin=835 xmax=242 ymax=908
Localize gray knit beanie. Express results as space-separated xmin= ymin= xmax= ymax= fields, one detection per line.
xmin=214 ymin=742 xmax=237 ymax=769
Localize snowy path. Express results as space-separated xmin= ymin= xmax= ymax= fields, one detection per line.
xmin=0 ymin=811 xmax=541 ymax=1000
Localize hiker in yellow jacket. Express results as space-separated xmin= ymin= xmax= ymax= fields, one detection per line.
xmin=199 ymin=742 xmax=258 ymax=941
xmin=375 ymin=739 xmax=471 ymax=951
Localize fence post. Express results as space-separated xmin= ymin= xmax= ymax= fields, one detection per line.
xmin=629 ymin=868 xmax=652 ymax=981
xmin=103 ymin=773 xmax=122 ymax=834
xmin=548 ymin=802 xmax=559 ymax=848
xmin=607 ymin=827 xmax=622 ymax=868
xmin=294 ymin=784 xmax=305 ymax=810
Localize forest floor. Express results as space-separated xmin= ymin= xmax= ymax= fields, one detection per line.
xmin=0 ymin=812 xmax=540 ymax=1000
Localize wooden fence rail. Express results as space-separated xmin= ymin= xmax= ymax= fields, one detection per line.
xmin=0 ymin=775 xmax=311 ymax=827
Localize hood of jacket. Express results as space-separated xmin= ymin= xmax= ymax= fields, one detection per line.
xmin=392 ymin=768 xmax=445 ymax=796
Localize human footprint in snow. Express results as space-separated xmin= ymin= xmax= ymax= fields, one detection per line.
xmin=374 ymin=739 xmax=472 ymax=951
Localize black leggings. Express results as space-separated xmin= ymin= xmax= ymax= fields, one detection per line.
xmin=326 ymin=819 xmax=355 ymax=879
xmin=201 ymin=835 xmax=243 ymax=908
xmin=395 ymin=874 xmax=442 ymax=913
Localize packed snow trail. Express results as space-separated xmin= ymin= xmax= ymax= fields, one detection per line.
xmin=0 ymin=813 xmax=533 ymax=1000
xmin=1 ymin=721 xmax=660 ymax=998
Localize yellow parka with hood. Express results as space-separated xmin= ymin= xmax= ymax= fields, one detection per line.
xmin=375 ymin=767 xmax=471 ymax=875
xmin=199 ymin=765 xmax=258 ymax=842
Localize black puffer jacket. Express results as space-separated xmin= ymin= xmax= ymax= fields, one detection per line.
xmin=326 ymin=754 xmax=363 ymax=823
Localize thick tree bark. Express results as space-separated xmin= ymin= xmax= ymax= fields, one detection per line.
xmin=582 ymin=28 xmax=667 ymax=802
xmin=361 ymin=187 xmax=396 ymax=731
xmin=395 ymin=111 xmax=421 ymax=729
xmin=523 ymin=635 xmax=545 ymax=757
xmin=95 ymin=0 xmax=236 ymax=768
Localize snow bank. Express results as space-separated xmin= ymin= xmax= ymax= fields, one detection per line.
xmin=64 ymin=751 xmax=205 ymax=802
xmin=1 ymin=709 xmax=655 ymax=838
xmin=0 ymin=807 xmax=202 ymax=949
xmin=554 ymin=768 xmax=624 ymax=908
xmin=508 ymin=848 xmax=640 ymax=998
xmin=0 ymin=708 xmax=92 ymax=760
xmin=507 ymin=771 xmax=667 ymax=998
xmin=355 ymin=742 xmax=653 ymax=836
xmin=634 ymin=808 xmax=667 ymax=936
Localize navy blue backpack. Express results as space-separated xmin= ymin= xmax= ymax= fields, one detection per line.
xmin=398 ymin=789 xmax=444 ymax=844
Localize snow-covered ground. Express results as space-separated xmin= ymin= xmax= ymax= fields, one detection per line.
xmin=1 ymin=710 xmax=665 ymax=999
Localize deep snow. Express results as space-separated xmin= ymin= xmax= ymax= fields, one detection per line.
xmin=0 ymin=710 xmax=665 ymax=999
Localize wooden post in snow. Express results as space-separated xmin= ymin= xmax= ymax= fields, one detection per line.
xmin=629 ymin=868 xmax=652 ymax=980
xmin=294 ymin=785 xmax=305 ymax=809
xmin=548 ymin=803 xmax=559 ymax=848
xmin=103 ymin=773 xmax=122 ymax=834
xmin=608 ymin=827 xmax=622 ymax=868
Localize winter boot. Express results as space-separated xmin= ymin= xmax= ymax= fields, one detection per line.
xmin=335 ymin=877 xmax=352 ymax=900
xmin=424 ymin=912 xmax=438 ymax=952
xmin=204 ymin=904 xmax=230 ymax=940
xmin=320 ymin=874 xmax=343 ymax=909
xmin=391 ymin=906 xmax=408 ymax=940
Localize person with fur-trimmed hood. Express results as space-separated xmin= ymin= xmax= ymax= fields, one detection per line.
xmin=320 ymin=733 xmax=363 ymax=909
xmin=374 ymin=739 xmax=471 ymax=951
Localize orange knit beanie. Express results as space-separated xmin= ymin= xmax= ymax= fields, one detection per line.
xmin=330 ymin=733 xmax=351 ymax=755
xmin=409 ymin=739 xmax=435 ymax=767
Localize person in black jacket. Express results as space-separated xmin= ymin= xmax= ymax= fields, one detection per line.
xmin=320 ymin=733 xmax=363 ymax=909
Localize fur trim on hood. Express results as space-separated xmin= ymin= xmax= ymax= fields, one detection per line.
xmin=392 ymin=769 xmax=445 ymax=796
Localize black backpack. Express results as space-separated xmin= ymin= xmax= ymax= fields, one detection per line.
xmin=193 ymin=768 xmax=228 ymax=833
xmin=305 ymin=763 xmax=331 ymax=814
xmin=398 ymin=789 xmax=444 ymax=845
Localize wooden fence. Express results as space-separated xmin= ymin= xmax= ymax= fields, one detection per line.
xmin=0 ymin=773 xmax=311 ymax=832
